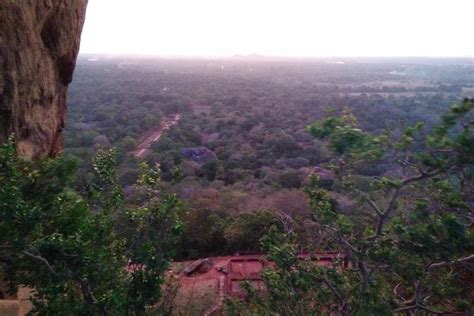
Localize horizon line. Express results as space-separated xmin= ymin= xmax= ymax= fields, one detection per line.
xmin=78 ymin=53 xmax=474 ymax=60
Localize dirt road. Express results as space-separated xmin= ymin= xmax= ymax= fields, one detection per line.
xmin=131 ymin=113 xmax=181 ymax=158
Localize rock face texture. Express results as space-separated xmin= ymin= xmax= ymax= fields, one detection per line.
xmin=0 ymin=0 xmax=88 ymax=159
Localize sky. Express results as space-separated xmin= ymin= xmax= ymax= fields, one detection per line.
xmin=80 ymin=0 xmax=474 ymax=58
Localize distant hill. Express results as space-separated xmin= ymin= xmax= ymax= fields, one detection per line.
xmin=232 ymin=53 xmax=267 ymax=60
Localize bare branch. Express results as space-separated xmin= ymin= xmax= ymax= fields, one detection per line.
xmin=366 ymin=188 xmax=402 ymax=241
xmin=400 ymin=168 xmax=443 ymax=186
xmin=22 ymin=251 xmax=61 ymax=277
xmin=414 ymin=280 xmax=421 ymax=305
xmin=367 ymin=167 xmax=446 ymax=242
xmin=275 ymin=211 xmax=295 ymax=234
xmin=357 ymin=190 xmax=383 ymax=216
xmin=427 ymin=254 xmax=474 ymax=271
xmin=322 ymin=224 xmax=358 ymax=253
xmin=80 ymin=280 xmax=98 ymax=305
xmin=399 ymin=158 xmax=424 ymax=175
xmin=394 ymin=304 xmax=418 ymax=313
xmin=394 ymin=304 xmax=448 ymax=315
xmin=322 ymin=278 xmax=345 ymax=307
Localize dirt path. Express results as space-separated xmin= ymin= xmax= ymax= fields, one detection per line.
xmin=131 ymin=113 xmax=181 ymax=158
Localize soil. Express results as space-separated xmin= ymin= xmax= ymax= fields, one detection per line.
xmin=131 ymin=113 xmax=181 ymax=158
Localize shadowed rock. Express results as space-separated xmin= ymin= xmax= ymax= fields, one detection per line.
xmin=181 ymin=147 xmax=217 ymax=164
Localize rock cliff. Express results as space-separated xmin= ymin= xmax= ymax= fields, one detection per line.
xmin=0 ymin=0 xmax=88 ymax=159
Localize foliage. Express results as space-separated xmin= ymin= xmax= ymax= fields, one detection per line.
xmin=65 ymin=58 xmax=463 ymax=243
xmin=278 ymin=170 xmax=302 ymax=188
xmin=0 ymin=139 xmax=182 ymax=315
xmin=200 ymin=160 xmax=219 ymax=181
xmin=228 ymin=226 xmax=347 ymax=316
xmin=176 ymin=208 xmax=228 ymax=259
xmin=224 ymin=211 xmax=283 ymax=253
xmin=239 ymin=99 xmax=474 ymax=315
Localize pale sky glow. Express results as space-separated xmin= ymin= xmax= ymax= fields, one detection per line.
xmin=80 ymin=0 xmax=474 ymax=57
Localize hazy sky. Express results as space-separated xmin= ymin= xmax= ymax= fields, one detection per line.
xmin=80 ymin=0 xmax=473 ymax=57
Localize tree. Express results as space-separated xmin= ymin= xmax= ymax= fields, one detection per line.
xmin=201 ymin=160 xmax=219 ymax=181
xmin=0 ymin=140 xmax=183 ymax=315
xmin=278 ymin=170 xmax=302 ymax=188
xmin=224 ymin=210 xmax=282 ymax=253
xmin=176 ymin=208 xmax=228 ymax=259
xmin=240 ymin=99 xmax=474 ymax=314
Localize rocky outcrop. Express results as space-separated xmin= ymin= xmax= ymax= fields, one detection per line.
xmin=0 ymin=284 xmax=32 ymax=316
xmin=0 ymin=0 xmax=88 ymax=159
xmin=181 ymin=147 xmax=217 ymax=164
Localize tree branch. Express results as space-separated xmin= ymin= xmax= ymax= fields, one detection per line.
xmin=22 ymin=251 xmax=73 ymax=279
xmin=322 ymin=278 xmax=345 ymax=308
xmin=322 ymin=224 xmax=358 ymax=253
xmin=394 ymin=304 xmax=445 ymax=314
xmin=22 ymin=251 xmax=62 ymax=277
xmin=367 ymin=167 xmax=445 ymax=241
xmin=80 ymin=280 xmax=98 ymax=305
xmin=400 ymin=167 xmax=443 ymax=186
xmin=357 ymin=190 xmax=383 ymax=216
xmin=427 ymin=254 xmax=474 ymax=271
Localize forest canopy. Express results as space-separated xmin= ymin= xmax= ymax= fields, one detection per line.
xmin=1 ymin=57 xmax=473 ymax=314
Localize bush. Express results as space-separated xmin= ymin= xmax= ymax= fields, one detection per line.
xmin=0 ymin=141 xmax=183 ymax=315
xmin=278 ymin=170 xmax=302 ymax=188
xmin=224 ymin=210 xmax=282 ymax=252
